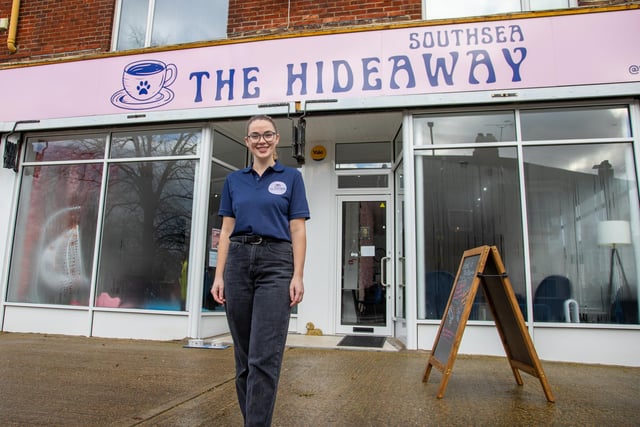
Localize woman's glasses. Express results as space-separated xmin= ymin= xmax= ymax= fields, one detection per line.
xmin=247 ymin=131 xmax=277 ymax=143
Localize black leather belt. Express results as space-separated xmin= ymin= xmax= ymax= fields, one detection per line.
xmin=230 ymin=235 xmax=288 ymax=245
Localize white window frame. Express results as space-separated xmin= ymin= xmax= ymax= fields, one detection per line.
xmin=421 ymin=0 xmax=579 ymax=20
xmin=112 ymin=0 xmax=228 ymax=51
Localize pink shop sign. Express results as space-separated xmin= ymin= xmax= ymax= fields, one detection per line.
xmin=2 ymin=9 xmax=639 ymax=123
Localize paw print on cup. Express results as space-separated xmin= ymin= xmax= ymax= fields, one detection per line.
xmin=122 ymin=59 xmax=177 ymax=102
xmin=111 ymin=59 xmax=178 ymax=110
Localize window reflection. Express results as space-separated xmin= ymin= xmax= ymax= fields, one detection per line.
xmin=530 ymin=0 xmax=571 ymax=11
xmin=521 ymin=106 xmax=630 ymax=141
xmin=524 ymin=143 xmax=638 ymax=324
xmin=96 ymin=160 xmax=196 ymax=310
xmin=423 ymin=0 xmax=570 ymax=19
xmin=7 ymin=163 xmax=102 ymax=305
xmin=416 ymin=147 xmax=526 ymax=320
xmin=152 ymin=0 xmax=228 ymax=46
xmin=203 ymin=163 xmax=232 ymax=311
xmin=115 ymin=0 xmax=149 ymax=51
xmin=24 ymin=135 xmax=106 ymax=162
xmin=213 ymin=130 xmax=247 ymax=168
xmin=414 ymin=112 xmax=515 ymax=145
xmin=425 ymin=0 xmax=519 ymax=19
xmin=115 ymin=0 xmax=228 ymax=50
xmin=336 ymin=142 xmax=392 ymax=169
xmin=111 ymin=130 xmax=199 ymax=158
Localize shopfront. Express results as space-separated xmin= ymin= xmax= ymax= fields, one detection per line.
xmin=1 ymin=8 xmax=639 ymax=366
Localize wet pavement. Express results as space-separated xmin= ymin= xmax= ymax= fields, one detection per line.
xmin=1 ymin=332 xmax=638 ymax=426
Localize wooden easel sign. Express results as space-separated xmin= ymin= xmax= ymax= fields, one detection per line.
xmin=423 ymin=245 xmax=555 ymax=402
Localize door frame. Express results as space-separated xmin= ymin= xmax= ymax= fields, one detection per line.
xmin=393 ymin=159 xmax=407 ymax=343
xmin=335 ymin=194 xmax=394 ymax=336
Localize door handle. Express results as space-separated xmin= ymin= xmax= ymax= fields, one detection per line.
xmin=380 ymin=256 xmax=390 ymax=287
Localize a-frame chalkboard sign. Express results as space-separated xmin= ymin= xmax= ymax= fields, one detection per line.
xmin=423 ymin=245 xmax=555 ymax=402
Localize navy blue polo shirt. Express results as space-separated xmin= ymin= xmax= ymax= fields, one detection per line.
xmin=219 ymin=161 xmax=310 ymax=242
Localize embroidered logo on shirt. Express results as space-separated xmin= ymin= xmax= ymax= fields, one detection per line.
xmin=268 ymin=181 xmax=287 ymax=195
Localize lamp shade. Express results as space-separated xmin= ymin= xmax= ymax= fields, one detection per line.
xmin=597 ymin=220 xmax=631 ymax=246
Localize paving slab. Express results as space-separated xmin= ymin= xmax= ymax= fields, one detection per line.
xmin=0 ymin=332 xmax=638 ymax=426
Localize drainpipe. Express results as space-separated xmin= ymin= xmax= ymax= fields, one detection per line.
xmin=7 ymin=0 xmax=20 ymax=53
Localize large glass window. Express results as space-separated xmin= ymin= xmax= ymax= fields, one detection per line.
xmin=7 ymin=128 xmax=203 ymax=312
xmin=415 ymin=146 xmax=526 ymax=320
xmin=520 ymin=106 xmax=631 ymax=141
xmin=96 ymin=158 xmax=196 ymax=310
xmin=114 ymin=0 xmax=228 ymax=51
xmin=524 ymin=143 xmax=639 ymax=324
xmin=24 ymin=134 xmax=106 ymax=162
xmin=414 ymin=112 xmax=516 ymax=145
xmin=111 ymin=130 xmax=199 ymax=158
xmin=423 ymin=0 xmax=573 ymax=20
xmin=95 ymin=130 xmax=200 ymax=310
xmin=414 ymin=104 xmax=639 ymax=326
xmin=7 ymin=134 xmax=106 ymax=305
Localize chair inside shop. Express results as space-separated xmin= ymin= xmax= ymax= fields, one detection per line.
xmin=353 ymin=284 xmax=385 ymax=323
xmin=425 ymin=271 xmax=455 ymax=319
xmin=533 ymin=275 xmax=572 ymax=322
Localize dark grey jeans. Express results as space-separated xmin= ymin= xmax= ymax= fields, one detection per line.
xmin=224 ymin=240 xmax=293 ymax=427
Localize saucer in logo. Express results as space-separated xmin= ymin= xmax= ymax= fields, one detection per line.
xmin=111 ymin=87 xmax=175 ymax=110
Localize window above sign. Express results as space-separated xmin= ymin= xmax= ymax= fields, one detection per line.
xmin=113 ymin=0 xmax=229 ymax=51
xmin=423 ymin=0 xmax=575 ymax=20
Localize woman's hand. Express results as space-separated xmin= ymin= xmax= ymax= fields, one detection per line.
xmin=289 ymin=218 xmax=306 ymax=307
xmin=289 ymin=276 xmax=304 ymax=307
xmin=211 ymin=278 xmax=225 ymax=305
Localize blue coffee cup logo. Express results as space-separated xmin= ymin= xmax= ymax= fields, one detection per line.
xmin=122 ymin=59 xmax=177 ymax=102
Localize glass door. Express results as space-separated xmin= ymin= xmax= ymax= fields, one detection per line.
xmin=337 ymin=196 xmax=393 ymax=335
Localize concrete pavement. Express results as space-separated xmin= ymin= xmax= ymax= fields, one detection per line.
xmin=0 ymin=332 xmax=638 ymax=426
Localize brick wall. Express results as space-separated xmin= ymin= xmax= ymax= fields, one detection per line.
xmin=228 ymin=0 xmax=422 ymax=37
xmin=0 ymin=0 xmax=115 ymax=63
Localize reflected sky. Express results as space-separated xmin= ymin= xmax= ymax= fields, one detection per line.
xmin=152 ymin=0 xmax=228 ymax=46
xmin=415 ymin=106 xmax=633 ymax=178
xmin=520 ymin=107 xmax=629 ymax=141
xmin=424 ymin=0 xmax=570 ymax=19
xmin=423 ymin=144 xmax=633 ymax=179
xmin=117 ymin=0 xmax=227 ymax=50
xmin=415 ymin=112 xmax=516 ymax=145
xmin=523 ymin=143 xmax=634 ymax=179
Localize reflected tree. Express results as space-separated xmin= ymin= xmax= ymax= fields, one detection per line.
xmin=98 ymin=131 xmax=198 ymax=308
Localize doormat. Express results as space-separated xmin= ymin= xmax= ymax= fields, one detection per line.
xmin=337 ymin=335 xmax=386 ymax=348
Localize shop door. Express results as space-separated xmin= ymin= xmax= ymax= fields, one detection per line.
xmin=337 ymin=196 xmax=393 ymax=336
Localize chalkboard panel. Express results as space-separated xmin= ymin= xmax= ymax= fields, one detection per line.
xmin=480 ymin=253 xmax=533 ymax=367
xmin=432 ymin=253 xmax=482 ymax=364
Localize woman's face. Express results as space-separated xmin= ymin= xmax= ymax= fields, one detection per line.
xmin=245 ymin=119 xmax=280 ymax=162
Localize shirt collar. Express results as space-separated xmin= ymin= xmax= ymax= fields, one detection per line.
xmin=241 ymin=160 xmax=284 ymax=174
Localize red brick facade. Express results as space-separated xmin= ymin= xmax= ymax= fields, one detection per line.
xmin=227 ymin=0 xmax=422 ymax=36
xmin=0 ymin=0 xmax=636 ymax=65
xmin=0 ymin=0 xmax=115 ymax=63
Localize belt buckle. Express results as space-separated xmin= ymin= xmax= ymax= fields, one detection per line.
xmin=250 ymin=236 xmax=263 ymax=245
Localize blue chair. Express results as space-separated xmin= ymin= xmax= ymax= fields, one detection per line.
xmin=425 ymin=271 xmax=455 ymax=319
xmin=353 ymin=284 xmax=385 ymax=323
xmin=533 ymin=275 xmax=572 ymax=322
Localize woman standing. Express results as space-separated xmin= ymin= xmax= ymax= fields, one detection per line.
xmin=211 ymin=115 xmax=310 ymax=426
